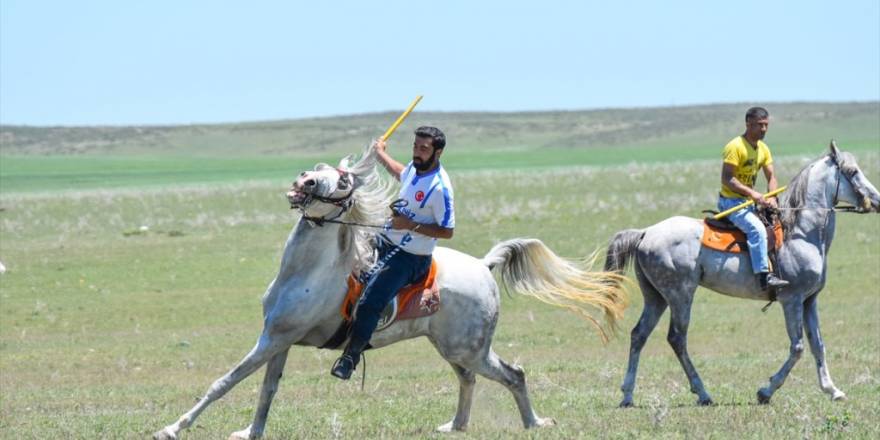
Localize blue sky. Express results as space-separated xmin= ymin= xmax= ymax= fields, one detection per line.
xmin=1 ymin=0 xmax=878 ymax=126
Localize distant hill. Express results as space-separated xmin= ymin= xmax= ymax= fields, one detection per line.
xmin=1 ymin=102 xmax=877 ymax=156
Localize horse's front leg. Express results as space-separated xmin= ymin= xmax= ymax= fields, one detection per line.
xmin=803 ymin=294 xmax=846 ymax=401
xmin=153 ymin=331 xmax=292 ymax=440
xmin=757 ymin=294 xmax=805 ymax=404
xmin=229 ymin=348 xmax=292 ymax=440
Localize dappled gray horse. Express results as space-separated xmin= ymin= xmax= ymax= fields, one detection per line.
xmin=154 ymin=147 xmax=628 ymax=440
xmin=605 ymin=142 xmax=879 ymax=407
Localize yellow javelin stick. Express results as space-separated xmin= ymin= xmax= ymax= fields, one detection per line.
xmin=381 ymin=95 xmax=423 ymax=141
xmin=713 ymin=186 xmax=787 ymax=220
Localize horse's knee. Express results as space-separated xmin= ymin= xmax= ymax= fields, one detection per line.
xmin=509 ymin=363 xmax=525 ymax=381
xmin=500 ymin=360 xmax=526 ymax=389
xmin=667 ymin=330 xmax=686 ymax=353
xmin=630 ymin=327 xmax=649 ymax=349
xmin=791 ymin=342 xmax=805 ymax=359
xmin=452 ymin=365 xmax=476 ymax=385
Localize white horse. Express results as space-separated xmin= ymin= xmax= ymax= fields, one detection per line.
xmin=604 ymin=142 xmax=879 ymax=407
xmin=154 ymin=147 xmax=629 ymax=439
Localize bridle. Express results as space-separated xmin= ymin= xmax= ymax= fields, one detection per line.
xmin=828 ymin=153 xmax=869 ymax=213
xmin=291 ymin=168 xmax=404 ymax=229
xmin=775 ymin=154 xmax=869 ymax=214
xmin=289 ymin=168 xmax=355 ymax=223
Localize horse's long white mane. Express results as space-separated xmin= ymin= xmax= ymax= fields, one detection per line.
xmin=337 ymin=145 xmax=397 ymax=274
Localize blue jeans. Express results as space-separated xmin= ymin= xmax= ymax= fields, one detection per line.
xmin=349 ymin=237 xmax=432 ymax=350
xmin=718 ymin=196 xmax=769 ymax=274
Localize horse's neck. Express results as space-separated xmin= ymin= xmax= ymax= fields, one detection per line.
xmin=277 ymin=219 xmax=353 ymax=279
xmin=791 ymin=164 xmax=837 ymax=249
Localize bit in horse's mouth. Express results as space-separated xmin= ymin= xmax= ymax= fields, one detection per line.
xmin=287 ymin=189 xmax=309 ymax=207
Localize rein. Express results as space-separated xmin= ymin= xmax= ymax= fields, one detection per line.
xmin=299 ymin=198 xmax=409 ymax=230
xmin=301 ymin=214 xmax=387 ymax=229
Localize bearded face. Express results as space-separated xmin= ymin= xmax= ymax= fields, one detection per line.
xmin=411 ymin=135 xmax=441 ymax=172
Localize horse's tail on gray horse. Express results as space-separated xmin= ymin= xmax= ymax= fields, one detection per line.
xmin=482 ymin=238 xmax=630 ymax=342
xmin=603 ymin=229 xmax=646 ymax=275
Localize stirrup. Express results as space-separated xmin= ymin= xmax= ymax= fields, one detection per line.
xmin=765 ymin=274 xmax=789 ymax=288
xmin=330 ymin=354 xmax=357 ymax=380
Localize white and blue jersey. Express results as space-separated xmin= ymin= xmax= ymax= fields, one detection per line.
xmin=381 ymin=161 xmax=455 ymax=255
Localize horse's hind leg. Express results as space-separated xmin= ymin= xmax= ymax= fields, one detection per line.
xmin=153 ymin=332 xmax=289 ymax=440
xmin=757 ymin=296 xmax=805 ymax=404
xmin=666 ymin=292 xmax=713 ymax=406
xmin=229 ymin=348 xmax=291 ymax=440
xmin=803 ymin=294 xmax=846 ymax=401
xmin=471 ymin=349 xmax=555 ymax=429
xmin=436 ymin=363 xmax=476 ymax=432
xmin=620 ymin=266 xmax=668 ymax=408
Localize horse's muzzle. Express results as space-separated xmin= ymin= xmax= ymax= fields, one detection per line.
xmin=287 ymin=188 xmax=309 ymax=208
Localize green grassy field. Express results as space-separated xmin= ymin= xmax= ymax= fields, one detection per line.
xmin=3 ymin=102 xmax=877 ymax=193
xmin=1 ymin=104 xmax=879 ymax=439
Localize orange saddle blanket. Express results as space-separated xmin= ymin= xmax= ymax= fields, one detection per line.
xmin=340 ymin=260 xmax=440 ymax=326
xmin=701 ymin=220 xmax=783 ymax=253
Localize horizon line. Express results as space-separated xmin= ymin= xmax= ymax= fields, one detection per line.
xmin=1 ymin=99 xmax=878 ymax=129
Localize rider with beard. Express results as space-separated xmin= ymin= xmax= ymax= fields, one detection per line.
xmin=332 ymin=126 xmax=455 ymax=380
xmin=718 ymin=107 xmax=789 ymax=290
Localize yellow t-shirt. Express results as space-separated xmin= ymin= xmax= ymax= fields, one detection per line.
xmin=720 ymin=136 xmax=773 ymax=198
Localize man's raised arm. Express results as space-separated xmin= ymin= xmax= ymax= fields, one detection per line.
xmin=373 ymin=139 xmax=405 ymax=181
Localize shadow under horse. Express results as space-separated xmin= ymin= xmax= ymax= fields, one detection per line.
xmin=604 ymin=142 xmax=879 ymax=407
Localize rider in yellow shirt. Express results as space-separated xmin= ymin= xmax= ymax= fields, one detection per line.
xmin=718 ymin=107 xmax=789 ymax=290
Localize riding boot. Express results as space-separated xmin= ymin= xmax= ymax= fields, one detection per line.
xmin=330 ymin=337 xmax=367 ymax=380
xmin=759 ymin=272 xmax=789 ymax=290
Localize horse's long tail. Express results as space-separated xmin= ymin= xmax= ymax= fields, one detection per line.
xmin=603 ymin=229 xmax=645 ymax=276
xmin=482 ymin=238 xmax=630 ymax=342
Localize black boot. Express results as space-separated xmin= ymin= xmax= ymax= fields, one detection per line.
xmin=331 ymin=339 xmax=366 ymax=380
xmin=759 ymin=272 xmax=789 ymax=290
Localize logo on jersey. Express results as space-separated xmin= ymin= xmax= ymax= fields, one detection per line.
xmin=414 ymin=190 xmax=425 ymax=202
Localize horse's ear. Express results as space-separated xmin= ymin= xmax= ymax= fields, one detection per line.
xmin=829 ymin=140 xmax=841 ymax=160
xmin=338 ymin=155 xmax=353 ymax=170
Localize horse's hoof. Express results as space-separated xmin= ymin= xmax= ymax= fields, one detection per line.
xmin=534 ymin=417 xmax=556 ymax=428
xmin=831 ymin=390 xmax=847 ymax=401
xmin=619 ymin=397 xmax=634 ymax=408
xmin=697 ymin=397 xmax=714 ymax=406
xmin=757 ymin=388 xmax=772 ymax=405
xmin=228 ymin=423 xmax=258 ymax=440
xmin=436 ymin=420 xmax=466 ymax=433
xmin=152 ymin=428 xmax=177 ymax=440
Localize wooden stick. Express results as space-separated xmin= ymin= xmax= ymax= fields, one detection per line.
xmin=713 ymin=186 xmax=787 ymax=220
xmin=381 ymin=96 xmax=423 ymax=141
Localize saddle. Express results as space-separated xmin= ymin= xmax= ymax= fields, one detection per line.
xmin=700 ymin=207 xmax=783 ymax=254
xmin=320 ymin=260 xmax=440 ymax=349
xmin=341 ymin=260 xmax=440 ymax=323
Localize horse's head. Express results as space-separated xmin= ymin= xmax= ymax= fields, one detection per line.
xmin=829 ymin=141 xmax=880 ymax=213
xmin=287 ymin=159 xmax=357 ymax=217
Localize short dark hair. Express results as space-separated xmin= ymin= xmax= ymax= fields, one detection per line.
xmin=415 ymin=126 xmax=446 ymax=150
xmin=745 ymin=107 xmax=769 ymax=122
